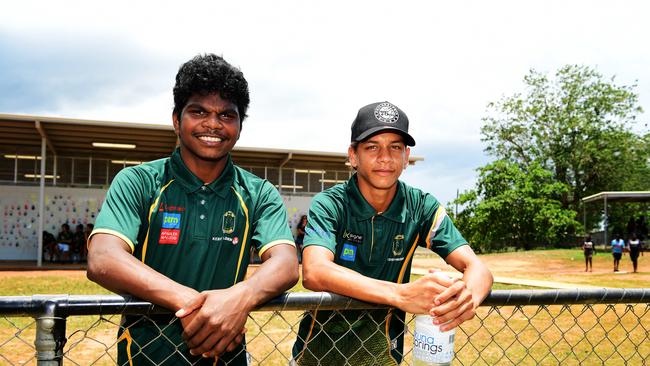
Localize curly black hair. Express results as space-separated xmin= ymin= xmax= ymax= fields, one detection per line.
xmin=173 ymin=54 xmax=250 ymax=123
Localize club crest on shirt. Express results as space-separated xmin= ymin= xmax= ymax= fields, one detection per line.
xmin=222 ymin=211 xmax=235 ymax=234
xmin=374 ymin=102 xmax=399 ymax=123
xmin=392 ymin=234 xmax=405 ymax=256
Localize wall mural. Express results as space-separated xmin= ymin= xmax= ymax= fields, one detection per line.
xmin=0 ymin=186 xmax=106 ymax=260
xmin=0 ymin=186 xmax=314 ymax=260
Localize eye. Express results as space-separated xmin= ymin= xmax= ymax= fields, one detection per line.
xmin=190 ymin=109 xmax=207 ymax=117
xmin=219 ymin=111 xmax=239 ymax=121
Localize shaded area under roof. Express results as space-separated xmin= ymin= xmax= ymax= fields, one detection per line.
xmin=581 ymin=191 xmax=650 ymax=204
xmin=0 ymin=113 xmax=422 ymax=171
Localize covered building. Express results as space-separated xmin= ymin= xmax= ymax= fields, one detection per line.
xmin=0 ymin=113 xmax=422 ymax=263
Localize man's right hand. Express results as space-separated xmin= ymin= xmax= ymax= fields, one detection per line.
xmin=175 ymin=284 xmax=253 ymax=358
xmin=394 ymin=272 xmax=453 ymax=314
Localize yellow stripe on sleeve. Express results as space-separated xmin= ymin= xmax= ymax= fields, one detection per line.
xmin=425 ymin=206 xmax=447 ymax=249
xmin=258 ymin=239 xmax=295 ymax=257
xmin=88 ymin=228 xmax=136 ymax=254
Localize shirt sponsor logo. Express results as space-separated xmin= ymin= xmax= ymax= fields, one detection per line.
xmin=340 ymin=243 xmax=357 ymax=262
xmin=158 ymin=203 xmax=186 ymax=212
xmin=162 ymin=213 xmax=181 ymax=229
xmin=222 ymin=211 xmax=236 ymax=234
xmin=342 ymin=230 xmax=364 ymax=244
xmin=306 ymin=225 xmax=334 ymax=240
xmin=159 ymin=228 xmax=180 ymax=244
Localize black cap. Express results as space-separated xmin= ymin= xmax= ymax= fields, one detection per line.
xmin=350 ymin=101 xmax=416 ymax=146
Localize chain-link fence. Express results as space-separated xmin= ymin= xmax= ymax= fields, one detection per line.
xmin=1 ymin=289 xmax=649 ymax=365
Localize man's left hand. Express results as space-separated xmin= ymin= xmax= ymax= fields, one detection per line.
xmin=429 ymin=275 xmax=476 ymax=332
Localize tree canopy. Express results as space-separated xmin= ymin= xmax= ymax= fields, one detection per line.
xmin=454 ymin=65 xmax=647 ymax=249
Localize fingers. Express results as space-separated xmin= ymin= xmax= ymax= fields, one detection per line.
xmin=433 ymin=279 xmax=464 ymax=305
xmin=176 ymin=293 xmax=206 ymax=318
xmin=193 ymin=327 xmax=245 ymax=358
xmin=429 ymin=281 xmax=476 ymax=330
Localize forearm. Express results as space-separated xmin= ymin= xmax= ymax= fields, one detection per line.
xmin=87 ymin=238 xmax=198 ymax=310
xmin=304 ymin=258 xmax=400 ymax=307
xmin=461 ymin=260 xmax=493 ymax=308
xmin=236 ymin=244 xmax=299 ymax=310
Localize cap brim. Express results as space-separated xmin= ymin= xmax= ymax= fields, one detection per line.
xmin=353 ymin=126 xmax=416 ymax=146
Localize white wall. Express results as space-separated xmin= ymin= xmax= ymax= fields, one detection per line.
xmin=0 ymin=186 xmax=106 ymax=260
xmin=282 ymin=195 xmax=312 ymax=237
xmin=0 ymin=185 xmax=313 ymax=260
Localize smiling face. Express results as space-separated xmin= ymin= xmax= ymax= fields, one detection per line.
xmin=348 ymin=132 xmax=410 ymax=194
xmin=173 ymin=93 xmax=240 ymax=174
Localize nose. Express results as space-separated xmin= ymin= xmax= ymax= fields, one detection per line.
xmin=202 ymin=112 xmax=223 ymax=130
xmin=377 ymin=147 xmax=391 ymax=163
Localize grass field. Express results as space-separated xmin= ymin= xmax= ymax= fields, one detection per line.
xmin=0 ymin=248 xmax=648 ymax=365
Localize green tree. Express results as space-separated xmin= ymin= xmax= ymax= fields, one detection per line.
xmin=454 ymin=161 xmax=579 ymax=251
xmin=481 ymin=65 xmax=645 ymax=213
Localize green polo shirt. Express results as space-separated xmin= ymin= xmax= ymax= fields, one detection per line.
xmin=292 ymin=174 xmax=466 ymax=365
xmin=91 ymin=148 xmax=294 ymax=366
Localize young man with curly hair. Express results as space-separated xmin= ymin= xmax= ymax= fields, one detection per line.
xmin=292 ymin=101 xmax=493 ymax=365
xmin=87 ymin=54 xmax=299 ymax=365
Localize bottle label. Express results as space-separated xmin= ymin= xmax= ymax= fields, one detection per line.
xmin=412 ymin=316 xmax=455 ymax=365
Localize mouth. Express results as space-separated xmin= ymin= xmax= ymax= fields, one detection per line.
xmin=195 ymin=134 xmax=225 ymax=145
xmin=373 ymin=169 xmax=395 ymax=176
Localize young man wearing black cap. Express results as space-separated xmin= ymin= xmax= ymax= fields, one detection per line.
xmin=292 ymin=101 xmax=493 ymax=365
xmin=87 ymin=54 xmax=299 ymax=365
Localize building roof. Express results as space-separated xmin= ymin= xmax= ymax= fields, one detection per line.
xmin=581 ymin=191 xmax=650 ymax=204
xmin=0 ymin=113 xmax=423 ymax=170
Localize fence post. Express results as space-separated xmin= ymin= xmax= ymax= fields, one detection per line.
xmin=34 ymin=299 xmax=66 ymax=365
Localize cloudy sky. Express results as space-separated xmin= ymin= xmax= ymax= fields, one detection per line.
xmin=1 ymin=0 xmax=649 ymax=204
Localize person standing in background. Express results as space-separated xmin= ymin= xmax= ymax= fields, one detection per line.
xmin=628 ymin=234 xmax=641 ymax=273
xmin=611 ymin=234 xmax=625 ymax=272
xmin=295 ymin=215 xmax=308 ymax=261
xmin=582 ymin=235 xmax=595 ymax=272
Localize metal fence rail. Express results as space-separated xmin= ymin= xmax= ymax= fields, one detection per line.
xmin=1 ymin=289 xmax=649 ymax=365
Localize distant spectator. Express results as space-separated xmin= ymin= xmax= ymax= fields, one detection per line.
xmin=628 ymin=234 xmax=641 ymax=273
xmin=57 ymin=223 xmax=72 ymax=263
xmin=637 ymin=216 xmax=648 ymax=241
xmin=610 ymin=234 xmax=625 ymax=272
xmin=42 ymin=231 xmax=57 ymax=262
xmin=295 ymin=215 xmax=307 ymax=259
xmin=71 ymin=224 xmax=85 ymax=264
xmin=582 ymin=235 xmax=594 ymax=272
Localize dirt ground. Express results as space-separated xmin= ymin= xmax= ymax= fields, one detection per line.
xmin=411 ymin=249 xmax=650 ymax=285
xmin=1 ymin=249 xmax=649 ymax=285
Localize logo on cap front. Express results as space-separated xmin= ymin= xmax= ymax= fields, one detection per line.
xmin=374 ymin=102 xmax=399 ymax=123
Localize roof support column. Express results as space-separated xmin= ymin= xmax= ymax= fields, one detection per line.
xmin=278 ymin=153 xmax=292 ymax=194
xmin=37 ymin=137 xmax=46 ymax=267
xmin=603 ymin=196 xmax=609 ymax=248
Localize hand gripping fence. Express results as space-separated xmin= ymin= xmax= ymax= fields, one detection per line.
xmin=0 ymin=288 xmax=649 ymax=365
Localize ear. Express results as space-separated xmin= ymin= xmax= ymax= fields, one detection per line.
xmin=348 ymin=145 xmax=358 ymax=169
xmin=172 ymin=112 xmax=180 ymax=136
xmin=403 ymin=146 xmax=411 ymax=170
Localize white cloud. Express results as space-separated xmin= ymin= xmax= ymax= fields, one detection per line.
xmin=1 ymin=0 xmax=649 ymax=198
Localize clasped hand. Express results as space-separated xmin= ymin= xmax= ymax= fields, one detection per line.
xmin=175 ymin=287 xmax=250 ymax=358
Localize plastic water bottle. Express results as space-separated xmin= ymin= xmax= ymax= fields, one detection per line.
xmin=412 ymin=271 xmax=456 ymax=365
xmin=412 ymin=315 xmax=455 ymax=366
